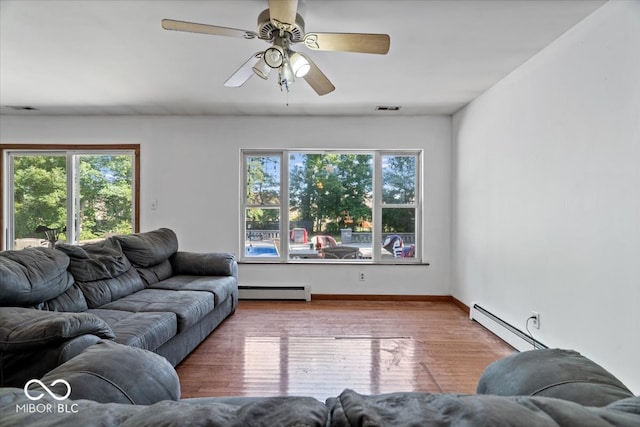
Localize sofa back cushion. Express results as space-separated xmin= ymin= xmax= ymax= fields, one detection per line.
xmin=134 ymin=260 xmax=173 ymax=286
xmin=33 ymin=277 xmax=89 ymax=312
xmin=0 ymin=248 xmax=71 ymax=306
xmin=115 ymin=228 xmax=178 ymax=268
xmin=56 ymin=239 xmax=144 ymax=308
xmin=75 ymin=267 xmax=144 ymax=308
xmin=56 ymin=239 xmax=131 ymax=282
xmin=115 ymin=228 xmax=178 ymax=285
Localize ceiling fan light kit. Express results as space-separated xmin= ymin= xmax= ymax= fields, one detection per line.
xmin=252 ymin=56 xmax=272 ymax=80
xmin=279 ymin=62 xmax=295 ymax=92
xmin=289 ymin=52 xmax=310 ymax=78
xmin=162 ymin=0 xmax=390 ymax=96
xmin=264 ymin=44 xmax=285 ymax=68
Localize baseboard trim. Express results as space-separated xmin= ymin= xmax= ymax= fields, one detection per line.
xmin=450 ymin=296 xmax=470 ymax=315
xmin=311 ymin=294 xmax=465 ymax=305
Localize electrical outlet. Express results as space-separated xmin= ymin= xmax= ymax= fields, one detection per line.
xmin=359 ymin=271 xmax=365 ymax=282
xmin=531 ymin=312 xmax=540 ymax=329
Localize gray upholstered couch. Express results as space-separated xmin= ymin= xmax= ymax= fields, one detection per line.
xmin=0 ymin=342 xmax=638 ymax=426
xmin=0 ymin=228 xmax=238 ymax=388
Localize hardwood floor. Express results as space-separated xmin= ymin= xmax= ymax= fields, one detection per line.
xmin=176 ymin=300 xmax=515 ymax=401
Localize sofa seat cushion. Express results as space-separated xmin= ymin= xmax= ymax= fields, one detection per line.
xmin=99 ymin=289 xmax=215 ymax=332
xmin=88 ymin=309 xmax=177 ymax=351
xmin=477 ymin=348 xmax=634 ymax=407
xmin=150 ymin=275 xmax=236 ymax=305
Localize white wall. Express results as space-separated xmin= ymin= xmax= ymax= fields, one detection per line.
xmin=1 ymin=115 xmax=452 ymax=296
xmin=452 ymin=0 xmax=640 ymax=393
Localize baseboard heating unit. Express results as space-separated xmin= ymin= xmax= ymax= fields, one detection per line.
xmin=470 ymin=303 xmax=547 ymax=351
xmin=238 ymin=285 xmax=311 ymax=301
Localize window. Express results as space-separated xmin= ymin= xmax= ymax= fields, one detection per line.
xmin=241 ymin=150 xmax=421 ymax=263
xmin=2 ymin=144 xmax=140 ymax=249
xmin=244 ymin=154 xmax=282 ymax=257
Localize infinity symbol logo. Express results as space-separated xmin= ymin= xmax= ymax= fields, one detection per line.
xmin=24 ymin=379 xmax=72 ymax=401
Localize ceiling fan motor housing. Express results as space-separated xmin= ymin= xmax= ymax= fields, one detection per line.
xmin=257 ymin=9 xmax=305 ymax=42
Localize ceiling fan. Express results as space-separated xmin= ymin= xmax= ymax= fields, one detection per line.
xmin=161 ymin=0 xmax=390 ymax=96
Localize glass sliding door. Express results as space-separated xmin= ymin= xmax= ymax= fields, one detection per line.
xmin=74 ymin=154 xmax=134 ymax=243
xmin=10 ymin=153 xmax=67 ymax=249
xmin=5 ymin=148 xmax=137 ymax=249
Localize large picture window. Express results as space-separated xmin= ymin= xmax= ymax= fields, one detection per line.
xmin=241 ymin=150 xmax=421 ymax=263
xmin=2 ymin=145 xmax=139 ymax=250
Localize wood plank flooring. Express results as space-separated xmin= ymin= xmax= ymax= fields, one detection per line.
xmin=176 ymin=300 xmax=515 ymax=401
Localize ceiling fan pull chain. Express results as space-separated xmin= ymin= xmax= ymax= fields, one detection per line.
xmin=278 ymin=66 xmax=291 ymax=94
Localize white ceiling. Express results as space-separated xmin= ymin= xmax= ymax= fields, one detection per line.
xmin=0 ymin=0 xmax=606 ymax=116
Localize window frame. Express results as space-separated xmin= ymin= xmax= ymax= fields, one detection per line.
xmin=240 ymin=149 xmax=422 ymax=264
xmin=1 ymin=144 xmax=140 ymax=250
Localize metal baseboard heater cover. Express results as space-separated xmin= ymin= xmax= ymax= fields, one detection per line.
xmin=470 ymin=303 xmax=547 ymax=351
xmin=239 ymin=285 xmax=311 ymax=301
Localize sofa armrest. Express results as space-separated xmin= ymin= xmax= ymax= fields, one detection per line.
xmin=40 ymin=340 xmax=180 ymax=404
xmin=170 ymin=251 xmax=237 ymax=278
xmin=0 ymin=307 xmax=115 ymax=387
xmin=0 ymin=307 xmax=114 ymax=352
xmin=477 ymin=349 xmax=634 ymax=407
xmin=1 ymin=334 xmax=102 ymax=387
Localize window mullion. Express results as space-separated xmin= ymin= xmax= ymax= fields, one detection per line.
xmin=6 ymin=154 xmax=16 ymax=250
xmin=66 ymin=154 xmax=76 ymax=244
xmin=240 ymin=153 xmax=248 ymax=257
xmin=416 ymin=153 xmax=422 ymax=262
xmin=281 ymin=152 xmax=289 ymax=261
xmin=373 ymin=152 xmax=382 ymax=262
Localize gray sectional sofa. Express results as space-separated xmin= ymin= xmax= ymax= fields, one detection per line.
xmin=0 ymin=228 xmax=238 ymax=388
xmin=2 ymin=229 xmax=638 ymax=425
xmin=1 ymin=342 xmax=638 ymax=426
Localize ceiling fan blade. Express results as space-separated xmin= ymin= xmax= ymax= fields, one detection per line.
xmin=304 ymin=33 xmax=390 ymax=54
xmin=224 ymin=53 xmax=262 ymax=88
xmin=268 ymin=0 xmax=298 ymax=27
xmin=300 ymin=54 xmax=335 ymax=96
xmin=162 ymin=19 xmax=258 ymax=40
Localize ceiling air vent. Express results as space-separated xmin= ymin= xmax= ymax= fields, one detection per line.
xmin=375 ymin=106 xmax=401 ymax=111
xmin=7 ymin=106 xmax=39 ymax=111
